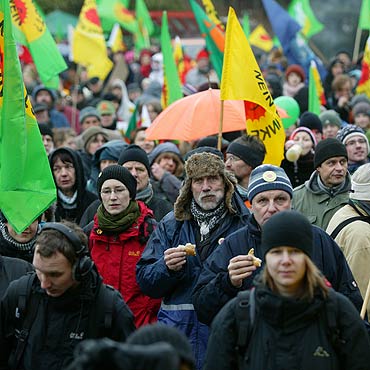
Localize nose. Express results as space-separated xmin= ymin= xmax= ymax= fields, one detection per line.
xmin=39 ymin=274 xmax=52 ymax=290
xmin=201 ymin=179 xmax=211 ymax=191
xmin=280 ymin=250 xmax=292 ymax=264
xmin=130 ymin=168 xmax=138 ymax=178
xmin=266 ymin=199 xmax=278 ymax=213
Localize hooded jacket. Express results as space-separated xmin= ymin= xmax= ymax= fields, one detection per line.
xmin=136 ymin=194 xmax=249 ymax=370
xmin=292 ymin=171 xmax=351 ymax=230
xmin=204 ymin=281 xmax=370 ymax=370
xmin=192 ymin=214 xmax=363 ymax=326
xmin=49 ymin=147 xmax=98 ymax=224
xmin=88 ymin=201 xmax=160 ymax=328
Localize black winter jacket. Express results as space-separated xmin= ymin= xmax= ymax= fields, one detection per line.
xmin=193 ymin=215 xmax=363 ymax=325
xmin=0 ymin=269 xmax=135 ymax=370
xmin=204 ymin=283 xmax=370 ymax=370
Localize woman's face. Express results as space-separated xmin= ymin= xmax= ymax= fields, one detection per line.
xmin=100 ymin=179 xmax=130 ymax=215
xmin=293 ymin=131 xmax=314 ymax=156
xmin=87 ymin=134 xmax=107 ymax=155
xmin=134 ymin=130 xmax=155 ymax=154
xmin=265 ymin=246 xmax=306 ymax=297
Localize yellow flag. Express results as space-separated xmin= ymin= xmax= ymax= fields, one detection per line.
xmin=221 ymin=7 xmax=284 ymax=166
xmin=108 ymin=23 xmax=126 ymax=53
xmin=249 ymin=24 xmax=273 ymax=52
xmin=71 ymin=0 xmax=113 ymax=80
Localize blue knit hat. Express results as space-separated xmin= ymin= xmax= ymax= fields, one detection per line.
xmin=247 ymin=164 xmax=293 ymax=202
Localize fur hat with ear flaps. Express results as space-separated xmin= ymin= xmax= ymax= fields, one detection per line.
xmin=174 ymin=152 xmax=236 ymax=221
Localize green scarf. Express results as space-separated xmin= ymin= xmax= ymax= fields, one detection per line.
xmin=97 ymin=200 xmax=141 ymax=234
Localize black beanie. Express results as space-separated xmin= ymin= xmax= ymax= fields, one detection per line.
xmin=313 ymin=138 xmax=348 ymax=168
xmin=97 ymin=165 xmax=137 ymax=200
xmin=127 ymin=323 xmax=195 ymax=369
xmin=299 ymin=111 xmax=323 ymax=133
xmin=227 ymin=141 xmax=265 ymax=168
xmin=261 ymin=210 xmax=313 ymax=258
xmin=118 ymin=144 xmax=150 ymax=174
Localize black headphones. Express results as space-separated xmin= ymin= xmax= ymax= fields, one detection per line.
xmin=40 ymin=222 xmax=94 ymax=282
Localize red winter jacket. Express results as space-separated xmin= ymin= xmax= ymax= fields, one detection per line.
xmin=88 ymin=201 xmax=161 ymax=328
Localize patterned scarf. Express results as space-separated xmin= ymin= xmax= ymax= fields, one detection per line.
xmin=190 ymin=199 xmax=226 ymax=241
xmin=0 ymin=219 xmax=37 ymax=252
xmin=97 ymin=200 xmax=141 ymax=234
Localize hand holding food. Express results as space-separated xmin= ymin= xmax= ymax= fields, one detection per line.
xmin=179 ymin=243 xmax=196 ymax=256
xmin=248 ymin=248 xmax=262 ymax=267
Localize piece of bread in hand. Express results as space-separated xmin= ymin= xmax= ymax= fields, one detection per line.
xmin=181 ymin=243 xmax=196 ymax=256
xmin=248 ymin=248 xmax=262 ymax=267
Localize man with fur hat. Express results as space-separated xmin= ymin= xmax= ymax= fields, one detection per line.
xmin=136 ymin=151 xmax=249 ymax=370
xmin=193 ymin=164 xmax=363 ymax=327
xmin=327 ymin=163 xmax=370 ymax=317
xmin=293 ymin=138 xmax=351 ymax=230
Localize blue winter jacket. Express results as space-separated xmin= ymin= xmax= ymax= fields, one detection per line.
xmin=136 ymin=195 xmax=250 ymax=370
xmin=192 ymin=214 xmax=363 ymax=326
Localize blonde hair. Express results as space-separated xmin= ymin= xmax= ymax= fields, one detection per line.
xmin=262 ymin=254 xmax=329 ymax=300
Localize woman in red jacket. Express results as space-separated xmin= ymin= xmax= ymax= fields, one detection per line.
xmin=87 ymin=165 xmax=160 ymax=327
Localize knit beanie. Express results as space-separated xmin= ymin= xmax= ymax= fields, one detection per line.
xmin=261 ymin=210 xmax=313 ymax=258
xmin=352 ymin=102 xmax=370 ymax=117
xmin=336 ymin=124 xmax=370 ymax=150
xmin=148 ymin=142 xmax=182 ymax=165
xmin=247 ymin=165 xmax=293 ymax=203
xmin=299 ymin=111 xmax=323 ymax=133
xmin=196 ymin=136 xmax=229 ymax=150
xmin=319 ymin=110 xmax=342 ymax=128
xmin=313 ymin=138 xmax=348 ymax=168
xmin=79 ymin=106 xmax=101 ymax=124
xmin=81 ymin=126 xmax=109 ymax=151
xmin=127 ymin=323 xmax=195 ymax=369
xmin=118 ymin=144 xmax=150 ymax=174
xmin=289 ymin=126 xmax=317 ymax=147
xmin=226 ymin=141 xmax=265 ymax=168
xmin=285 ymin=64 xmax=305 ymax=82
xmin=38 ymin=123 xmax=54 ymax=139
xmin=97 ymin=165 xmax=137 ymax=200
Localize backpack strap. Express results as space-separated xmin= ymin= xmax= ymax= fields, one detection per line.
xmin=9 ymin=273 xmax=40 ymax=370
xmin=235 ymin=288 xmax=256 ymax=368
xmin=330 ymin=216 xmax=370 ymax=239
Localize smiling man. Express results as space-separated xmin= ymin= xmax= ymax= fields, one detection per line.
xmin=136 ymin=151 xmax=250 ymax=370
xmin=292 ymin=138 xmax=350 ymax=230
xmin=0 ymin=221 xmax=135 ymax=370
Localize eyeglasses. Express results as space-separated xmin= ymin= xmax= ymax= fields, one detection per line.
xmin=100 ymin=187 xmax=127 ymax=196
xmin=225 ymin=155 xmax=242 ymax=163
xmin=53 ymin=164 xmax=74 ymax=173
xmin=345 ymin=138 xmax=367 ymax=146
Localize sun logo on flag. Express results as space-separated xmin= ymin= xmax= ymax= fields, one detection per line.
xmin=115 ymin=4 xmax=135 ymax=23
xmin=10 ymin=0 xmax=45 ymax=42
xmin=244 ymin=101 xmax=266 ymax=121
xmin=79 ymin=5 xmax=102 ymax=34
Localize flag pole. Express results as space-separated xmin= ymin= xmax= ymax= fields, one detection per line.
xmin=218 ymin=100 xmax=224 ymax=151
xmin=353 ymin=26 xmax=363 ymax=64
xmin=360 ymin=275 xmax=370 ymax=319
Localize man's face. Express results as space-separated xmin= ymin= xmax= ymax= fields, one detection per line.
xmin=225 ymin=154 xmax=251 ymax=186
xmin=42 ymin=135 xmax=54 ymax=154
xmin=52 ymin=158 xmax=76 ymax=196
xmin=33 ymin=247 xmax=78 ymax=297
xmin=123 ymin=161 xmax=149 ymax=192
xmin=316 ymin=156 xmax=348 ymax=187
xmin=345 ymin=135 xmax=369 ymax=163
xmin=81 ymin=116 xmax=101 ymax=131
xmin=6 ymin=219 xmax=39 ymax=243
xmin=36 ymin=90 xmax=53 ymax=108
xmin=35 ymin=110 xmax=50 ymax=124
xmin=191 ymin=175 xmax=225 ymax=211
xmin=251 ymin=190 xmax=291 ymax=227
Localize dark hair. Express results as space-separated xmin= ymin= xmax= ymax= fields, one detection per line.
xmin=51 ymin=150 xmax=74 ymax=166
xmin=36 ymin=221 xmax=87 ymax=265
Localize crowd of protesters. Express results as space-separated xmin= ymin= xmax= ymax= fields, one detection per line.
xmin=0 ymin=40 xmax=370 ymax=370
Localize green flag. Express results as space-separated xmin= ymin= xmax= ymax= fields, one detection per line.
xmin=359 ymin=0 xmax=370 ymax=30
xmin=135 ymin=0 xmax=155 ymax=51
xmin=288 ymin=0 xmax=324 ymax=39
xmin=308 ymin=62 xmax=321 ymax=115
xmin=161 ymin=11 xmax=183 ymax=108
xmin=189 ymin=0 xmax=224 ymax=80
xmin=0 ymin=0 xmax=57 ymax=233
xmin=97 ymin=0 xmax=138 ymax=34
xmin=125 ymin=104 xmax=140 ymax=140
xmin=10 ymin=0 xmax=67 ymax=89
xmin=242 ymin=13 xmax=250 ymax=38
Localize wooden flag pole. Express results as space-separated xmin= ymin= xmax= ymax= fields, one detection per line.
xmin=218 ymin=100 xmax=225 ymax=151
xmin=360 ymin=275 xmax=370 ymax=319
xmin=353 ymin=26 xmax=363 ymax=64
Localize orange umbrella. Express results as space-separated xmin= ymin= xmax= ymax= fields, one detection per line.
xmin=145 ymin=88 xmax=288 ymax=141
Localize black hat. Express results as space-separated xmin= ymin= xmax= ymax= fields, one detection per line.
xmin=313 ymin=138 xmax=348 ymax=168
xmin=261 ymin=210 xmax=313 ymax=258
xmin=299 ymin=111 xmax=323 ymax=133
xmin=38 ymin=123 xmax=53 ymax=139
xmin=118 ymin=144 xmax=150 ymax=174
xmin=227 ymin=141 xmax=265 ymax=168
xmin=127 ymin=323 xmax=195 ymax=369
xmin=97 ymin=165 xmax=137 ymax=200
